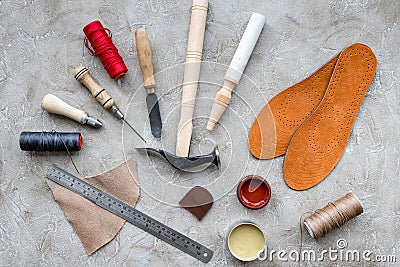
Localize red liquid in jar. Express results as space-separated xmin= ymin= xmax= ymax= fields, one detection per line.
xmin=238 ymin=176 xmax=271 ymax=209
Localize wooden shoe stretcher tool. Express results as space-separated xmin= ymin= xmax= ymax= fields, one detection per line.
xmin=41 ymin=93 xmax=103 ymax=128
xmin=73 ymin=66 xmax=146 ymax=143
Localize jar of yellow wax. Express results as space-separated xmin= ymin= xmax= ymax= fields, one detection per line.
xmin=227 ymin=221 xmax=265 ymax=261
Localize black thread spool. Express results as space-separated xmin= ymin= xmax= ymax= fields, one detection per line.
xmin=19 ymin=132 xmax=82 ymax=151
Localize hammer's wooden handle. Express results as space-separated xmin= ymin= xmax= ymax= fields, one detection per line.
xmin=185 ymin=0 xmax=208 ymax=64
xmin=73 ymin=66 xmax=115 ymax=110
xmin=135 ymin=28 xmax=156 ymax=89
xmin=176 ymin=0 xmax=208 ymax=157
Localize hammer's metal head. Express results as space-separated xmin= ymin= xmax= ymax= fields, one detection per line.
xmin=137 ymin=146 xmax=220 ymax=172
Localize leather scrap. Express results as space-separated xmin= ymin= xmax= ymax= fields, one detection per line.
xmin=52 ymin=159 xmax=139 ymax=255
xmin=179 ymin=186 xmax=213 ymax=221
xmin=284 ymin=43 xmax=377 ymax=190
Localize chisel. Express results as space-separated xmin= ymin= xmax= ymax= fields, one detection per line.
xmin=73 ymin=66 xmax=146 ymax=142
xmin=135 ymin=28 xmax=162 ymax=138
xmin=41 ymin=93 xmax=102 ymax=127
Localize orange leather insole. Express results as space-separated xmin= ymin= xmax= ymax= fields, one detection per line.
xmin=284 ymin=43 xmax=377 ymax=190
xmin=249 ymin=53 xmax=340 ymax=159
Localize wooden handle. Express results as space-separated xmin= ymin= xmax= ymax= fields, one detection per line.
xmin=176 ymin=0 xmax=208 ymax=157
xmin=185 ymin=0 xmax=208 ymax=64
xmin=225 ymin=13 xmax=266 ymax=83
xmin=206 ymin=79 xmax=237 ymax=131
xmin=135 ymin=28 xmax=156 ymax=89
xmin=207 ymin=13 xmax=265 ymax=131
xmin=41 ymin=94 xmax=85 ymax=123
xmin=73 ymin=66 xmax=115 ymax=110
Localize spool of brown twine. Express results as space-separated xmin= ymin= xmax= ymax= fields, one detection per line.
xmin=304 ymin=192 xmax=363 ymax=239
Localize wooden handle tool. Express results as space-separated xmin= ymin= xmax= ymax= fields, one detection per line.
xmin=41 ymin=93 xmax=102 ymax=127
xmin=135 ymin=28 xmax=156 ymax=90
xmin=74 ymin=66 xmax=116 ymax=111
xmin=176 ymin=0 xmax=208 ymax=156
xmin=207 ymin=13 xmax=266 ymax=131
xmin=135 ymin=28 xmax=162 ymax=138
xmin=73 ymin=66 xmax=147 ymax=142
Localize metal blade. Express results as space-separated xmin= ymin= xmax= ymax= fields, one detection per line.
xmin=136 ymin=146 xmax=220 ymax=172
xmin=146 ymin=93 xmax=162 ymax=138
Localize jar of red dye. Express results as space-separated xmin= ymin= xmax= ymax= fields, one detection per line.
xmin=237 ymin=175 xmax=271 ymax=209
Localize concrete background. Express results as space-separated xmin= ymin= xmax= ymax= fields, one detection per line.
xmin=0 ymin=0 xmax=399 ymax=266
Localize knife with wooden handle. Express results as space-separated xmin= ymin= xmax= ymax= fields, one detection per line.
xmin=135 ymin=28 xmax=162 ymax=138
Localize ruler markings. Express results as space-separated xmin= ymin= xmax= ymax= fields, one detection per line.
xmin=46 ymin=165 xmax=213 ymax=263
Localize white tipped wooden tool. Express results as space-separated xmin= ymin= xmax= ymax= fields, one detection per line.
xmin=176 ymin=0 xmax=208 ymax=157
xmin=207 ymin=13 xmax=266 ymax=131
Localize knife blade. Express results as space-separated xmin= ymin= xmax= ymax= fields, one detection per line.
xmin=135 ymin=27 xmax=162 ymax=138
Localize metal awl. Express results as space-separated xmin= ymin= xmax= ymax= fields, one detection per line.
xmin=74 ymin=66 xmax=146 ymax=142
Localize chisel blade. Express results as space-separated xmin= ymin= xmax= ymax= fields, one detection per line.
xmin=146 ymin=93 xmax=162 ymax=138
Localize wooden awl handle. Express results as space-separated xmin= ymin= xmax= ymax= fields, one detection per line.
xmin=135 ymin=28 xmax=156 ymax=89
xmin=73 ymin=66 xmax=116 ymax=110
xmin=41 ymin=93 xmax=85 ymax=123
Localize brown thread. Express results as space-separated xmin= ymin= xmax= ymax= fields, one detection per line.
xmin=303 ymin=192 xmax=363 ymax=239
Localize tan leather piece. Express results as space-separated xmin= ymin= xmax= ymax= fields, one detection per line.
xmin=52 ymin=159 xmax=139 ymax=255
xmin=284 ymin=43 xmax=377 ymax=190
xmin=249 ymin=54 xmax=339 ymax=159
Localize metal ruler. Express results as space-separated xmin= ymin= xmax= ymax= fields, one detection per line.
xmin=46 ymin=165 xmax=213 ymax=263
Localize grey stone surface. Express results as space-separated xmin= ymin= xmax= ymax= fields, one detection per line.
xmin=0 ymin=0 xmax=399 ymax=266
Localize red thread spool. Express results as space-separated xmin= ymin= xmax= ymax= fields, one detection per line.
xmin=237 ymin=175 xmax=271 ymax=209
xmin=83 ymin=20 xmax=128 ymax=80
